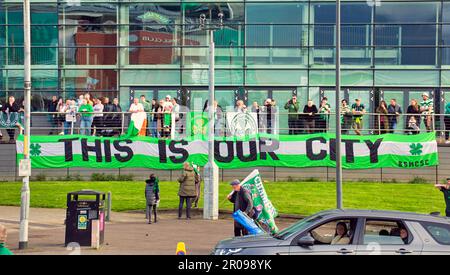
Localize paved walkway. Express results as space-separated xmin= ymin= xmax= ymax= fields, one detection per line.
xmin=0 ymin=206 xmax=294 ymax=255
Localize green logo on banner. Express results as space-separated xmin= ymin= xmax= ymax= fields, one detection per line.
xmin=409 ymin=143 xmax=423 ymax=156
xmin=30 ymin=143 xmax=42 ymax=157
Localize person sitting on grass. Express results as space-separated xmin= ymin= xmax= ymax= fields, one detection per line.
xmin=145 ymin=174 xmax=160 ymax=224
xmin=0 ymin=224 xmax=13 ymax=255
xmin=435 ymin=178 xmax=450 ymax=217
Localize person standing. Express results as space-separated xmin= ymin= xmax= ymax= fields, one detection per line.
xmin=78 ymin=98 xmax=94 ymax=136
xmin=62 ymin=99 xmax=76 ymax=135
xmin=192 ymin=163 xmax=201 ymax=208
xmin=351 ymin=98 xmax=366 ymax=136
xmin=387 ymin=99 xmax=402 ymax=133
xmin=102 ymin=97 xmax=113 ymax=137
xmin=303 ymin=100 xmax=318 ymax=134
xmin=444 ymin=100 xmax=450 ymax=144
xmin=145 ymin=174 xmax=160 ymax=224
xmin=318 ymin=97 xmax=331 ymax=133
xmin=259 ymin=99 xmax=273 ymax=134
xmin=420 ymin=92 xmax=434 ymax=132
xmin=435 ymin=178 xmax=450 ymax=217
xmin=284 ymin=96 xmax=300 ymax=135
xmin=92 ymin=98 xmax=104 ymax=136
xmin=140 ymin=95 xmax=151 ymax=136
xmin=111 ymin=98 xmax=122 ymax=136
xmin=156 ymin=99 xmax=165 ymax=138
xmin=227 ymin=179 xmax=254 ymax=237
xmin=150 ymin=99 xmax=159 ymax=138
xmin=177 ymin=162 xmax=197 ymax=219
xmin=0 ymin=224 xmax=13 ymax=255
xmin=406 ymin=99 xmax=421 ymax=135
xmin=375 ymin=100 xmax=389 ymax=134
xmin=84 ymin=93 xmax=93 ymax=106
xmin=1 ymin=96 xmax=21 ymax=143
xmin=172 ymin=98 xmax=181 ymax=135
xmin=56 ymin=97 xmax=65 ymax=135
xmin=341 ymin=99 xmax=352 ymax=134
xmin=47 ymin=95 xmax=58 ymax=135
xmin=129 ymin=97 xmax=147 ymax=136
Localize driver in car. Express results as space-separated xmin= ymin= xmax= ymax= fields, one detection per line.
xmin=311 ymin=222 xmax=350 ymax=245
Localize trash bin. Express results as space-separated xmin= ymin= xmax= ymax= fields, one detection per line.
xmin=65 ymin=190 xmax=106 ymax=248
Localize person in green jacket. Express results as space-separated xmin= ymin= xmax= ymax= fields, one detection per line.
xmin=0 ymin=224 xmax=13 ymax=255
xmin=284 ymin=96 xmax=300 ymax=135
xmin=140 ymin=95 xmax=152 ymax=136
xmin=445 ymin=101 xmax=450 ymax=144
xmin=78 ymin=99 xmax=94 ymax=136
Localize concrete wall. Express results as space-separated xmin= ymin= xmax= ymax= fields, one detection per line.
xmin=1 ymin=144 xmax=449 ymax=183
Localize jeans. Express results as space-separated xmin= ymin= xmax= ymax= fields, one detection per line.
xmin=64 ymin=121 xmax=73 ymax=135
xmin=80 ymin=116 xmax=93 ymax=136
xmin=389 ymin=121 xmax=397 ymax=133
xmin=150 ymin=120 xmax=158 ymax=137
xmin=178 ymin=196 xmax=194 ymax=218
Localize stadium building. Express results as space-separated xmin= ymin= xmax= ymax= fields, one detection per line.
xmin=1 ymin=0 xmax=450 ymax=133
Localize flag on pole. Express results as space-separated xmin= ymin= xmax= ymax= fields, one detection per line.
xmin=238 ymin=169 xmax=279 ymax=234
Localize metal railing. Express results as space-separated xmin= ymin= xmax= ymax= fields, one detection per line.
xmin=1 ymin=110 xmax=449 ymax=142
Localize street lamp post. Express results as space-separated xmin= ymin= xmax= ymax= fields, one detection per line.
xmin=335 ymin=0 xmax=343 ymax=209
xmin=200 ymin=12 xmax=223 ymax=220
xmin=19 ymin=0 xmax=32 ymax=250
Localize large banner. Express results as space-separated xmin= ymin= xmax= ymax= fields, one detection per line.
xmin=16 ymin=132 xmax=438 ymax=170
xmin=240 ymin=169 xmax=279 ymax=234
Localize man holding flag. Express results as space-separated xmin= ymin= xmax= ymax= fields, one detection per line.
xmin=227 ymin=179 xmax=254 ymax=237
xmin=228 ymin=170 xmax=279 ymax=236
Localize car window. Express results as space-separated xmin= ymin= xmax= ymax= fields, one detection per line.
xmin=275 ymin=214 xmax=323 ymax=239
xmin=309 ymin=219 xmax=356 ymax=245
xmin=363 ymin=220 xmax=410 ymax=245
xmin=421 ymin=222 xmax=450 ymax=245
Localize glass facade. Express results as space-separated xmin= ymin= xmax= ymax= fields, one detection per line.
xmin=1 ymin=0 xmax=450 ymax=116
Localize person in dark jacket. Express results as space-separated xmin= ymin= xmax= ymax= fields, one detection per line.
xmin=145 ymin=174 xmax=160 ymax=224
xmin=387 ymin=99 xmax=402 ymax=133
xmin=303 ymin=100 xmax=318 ymax=133
xmin=111 ymin=98 xmax=122 ymax=136
xmin=227 ymin=179 xmax=254 ymax=237
xmin=406 ymin=99 xmax=421 ymax=135
xmin=435 ymin=178 xmax=450 ymax=217
xmin=177 ymin=162 xmax=197 ymax=219
xmin=284 ymin=96 xmax=300 ymax=135
xmin=2 ymin=96 xmax=21 ymax=143
xmin=47 ymin=95 xmax=58 ymax=135
xmin=102 ymin=97 xmax=114 ymax=137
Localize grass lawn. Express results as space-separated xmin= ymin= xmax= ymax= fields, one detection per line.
xmin=0 ymin=181 xmax=446 ymax=216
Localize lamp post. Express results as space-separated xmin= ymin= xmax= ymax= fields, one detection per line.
xmin=335 ymin=0 xmax=343 ymax=209
xmin=200 ymin=11 xmax=223 ymax=220
xmin=19 ymin=0 xmax=32 ymax=250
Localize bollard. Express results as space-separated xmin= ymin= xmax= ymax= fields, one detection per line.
xmin=106 ymin=191 xmax=112 ymax=222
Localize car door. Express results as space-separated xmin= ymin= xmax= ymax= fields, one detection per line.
xmin=356 ymin=218 xmax=423 ymax=255
xmin=289 ymin=218 xmax=359 ymax=255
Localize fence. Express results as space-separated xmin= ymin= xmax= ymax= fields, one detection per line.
xmin=0 ymin=110 xmax=448 ymax=142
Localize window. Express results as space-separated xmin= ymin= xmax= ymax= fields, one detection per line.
xmin=363 ymin=220 xmax=411 ymax=245
xmin=309 ymin=219 xmax=357 ymax=245
xmin=421 ymin=222 xmax=450 ymax=245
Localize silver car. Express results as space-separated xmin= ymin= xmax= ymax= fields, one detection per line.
xmin=213 ymin=209 xmax=450 ymax=255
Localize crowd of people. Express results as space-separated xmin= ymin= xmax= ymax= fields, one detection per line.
xmin=1 ymin=91 xmax=450 ymax=143
xmin=282 ymin=92 xmax=448 ymax=140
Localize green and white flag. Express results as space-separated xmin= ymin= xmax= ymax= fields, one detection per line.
xmin=16 ymin=132 xmax=438 ymax=170
xmin=240 ymin=169 xmax=278 ymax=234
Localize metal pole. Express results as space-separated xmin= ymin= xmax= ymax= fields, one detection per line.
xmin=203 ymin=28 xmax=219 ymax=220
xmin=335 ymin=0 xmax=343 ymax=210
xmin=19 ymin=0 xmax=31 ymax=250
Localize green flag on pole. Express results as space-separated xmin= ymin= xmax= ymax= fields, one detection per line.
xmin=240 ymin=169 xmax=279 ymax=234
